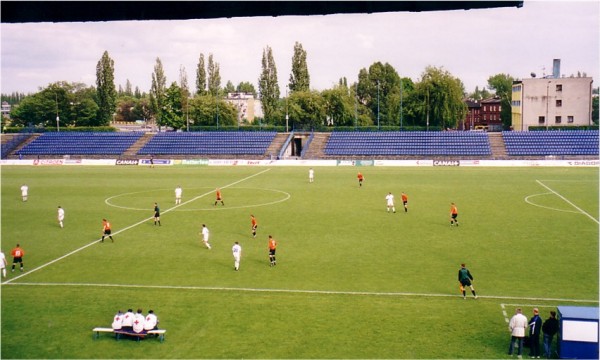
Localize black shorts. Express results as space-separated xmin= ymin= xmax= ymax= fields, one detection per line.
xmin=269 ymin=249 xmax=276 ymax=256
xmin=252 ymin=225 xmax=258 ymax=230
xmin=451 ymin=214 xmax=458 ymax=220
xmin=104 ymin=229 xmax=112 ymax=235
xmin=154 ymin=212 xmax=160 ymax=217
xmin=460 ymin=279 xmax=472 ymax=287
xmin=13 ymin=257 xmax=23 ymax=264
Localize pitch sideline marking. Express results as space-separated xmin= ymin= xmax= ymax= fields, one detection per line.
xmin=3 ymin=169 xmax=272 ymax=284
xmin=535 ymin=180 xmax=599 ymax=224
xmin=4 ymin=282 xmax=598 ymax=306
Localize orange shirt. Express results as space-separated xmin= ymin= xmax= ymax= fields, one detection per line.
xmin=251 ymin=216 xmax=257 ymax=227
xmin=401 ymin=193 xmax=408 ymax=202
xmin=269 ymin=238 xmax=277 ymax=250
xmin=450 ymin=205 xmax=458 ymax=215
xmin=216 ymin=190 xmax=222 ymax=199
xmin=357 ymin=173 xmax=364 ymax=180
xmin=11 ymin=247 xmax=24 ymax=258
xmin=103 ymin=221 xmax=111 ymax=231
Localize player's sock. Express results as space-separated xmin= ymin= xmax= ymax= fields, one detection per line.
xmin=393 ymin=207 xmax=396 ymax=213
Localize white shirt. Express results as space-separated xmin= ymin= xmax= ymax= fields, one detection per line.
xmin=202 ymin=226 xmax=209 ymax=241
xmin=509 ymin=313 xmax=528 ymax=337
xmin=20 ymin=185 xmax=28 ymax=196
xmin=121 ymin=311 xmax=134 ymax=327
xmin=112 ymin=313 xmax=123 ymax=329
xmin=309 ymin=169 xmax=314 ymax=179
xmin=232 ymin=244 xmax=242 ymax=259
xmin=0 ymin=252 xmax=6 ymax=269
xmin=58 ymin=207 xmax=65 ymax=220
xmin=132 ymin=313 xmax=145 ymax=333
xmin=386 ymin=193 xmax=395 ymax=205
xmin=175 ymin=187 xmax=182 ymax=198
xmin=144 ymin=313 xmax=158 ymax=330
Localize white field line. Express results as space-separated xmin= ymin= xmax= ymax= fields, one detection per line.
xmin=4 ymin=282 xmax=599 ymax=305
xmin=2 ymin=169 xmax=271 ymax=284
xmin=535 ymin=179 xmax=599 ymax=224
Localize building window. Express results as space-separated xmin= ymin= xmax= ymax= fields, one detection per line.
xmin=555 ymin=116 xmax=561 ymax=124
xmin=538 ymin=116 xmax=545 ymax=124
xmin=568 ymin=116 xmax=574 ymax=123
xmin=556 ymin=84 xmax=562 ymax=92
xmin=556 ymin=99 xmax=562 ymax=107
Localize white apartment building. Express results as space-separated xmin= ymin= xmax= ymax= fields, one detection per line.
xmin=511 ymin=77 xmax=593 ymax=131
xmin=225 ymin=92 xmax=263 ymax=124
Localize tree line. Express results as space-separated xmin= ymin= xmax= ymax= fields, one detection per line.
xmin=6 ymin=43 xmax=594 ymax=132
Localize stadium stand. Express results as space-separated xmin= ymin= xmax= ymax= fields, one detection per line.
xmin=324 ymin=131 xmax=492 ymax=156
xmin=16 ymin=132 xmax=145 ymax=156
xmin=137 ymin=131 xmax=277 ymax=156
xmin=502 ymin=130 xmax=599 ymax=156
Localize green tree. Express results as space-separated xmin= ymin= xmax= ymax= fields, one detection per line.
xmin=468 ymin=86 xmax=492 ymax=101
xmin=289 ymin=41 xmax=310 ymax=93
xmin=10 ymin=82 xmax=99 ymax=128
xmin=196 ymin=53 xmax=207 ymax=96
xmin=258 ymin=45 xmax=280 ymax=123
xmin=207 ymin=54 xmax=221 ymax=96
xmin=356 ymin=62 xmax=401 ymax=128
xmin=95 ymin=51 xmax=117 ymax=125
xmin=487 ymin=73 xmax=514 ymax=130
xmin=179 ymin=65 xmax=191 ymax=130
xmin=321 ymin=85 xmax=356 ymax=127
xmin=237 ymin=82 xmax=256 ymax=95
xmin=115 ymin=96 xmax=138 ymax=122
xmin=413 ymin=66 xmax=466 ymax=130
xmin=124 ymin=79 xmax=133 ymax=97
xmin=162 ymin=82 xmax=185 ymax=130
xmin=149 ymin=57 xmax=167 ymax=128
xmin=224 ymin=81 xmax=236 ymax=94
xmin=287 ymin=90 xmax=325 ymax=129
xmin=188 ymin=95 xmax=236 ymax=127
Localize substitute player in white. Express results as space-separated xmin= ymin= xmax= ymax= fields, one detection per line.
xmin=232 ymin=241 xmax=242 ymax=271
xmin=385 ymin=192 xmax=396 ymax=213
xmin=57 ymin=206 xmax=65 ymax=228
xmin=20 ymin=184 xmax=28 ymax=202
xmin=0 ymin=251 xmax=7 ymax=278
xmin=175 ymin=185 xmax=182 ymax=204
xmin=201 ymin=224 xmax=211 ymax=249
xmin=309 ymin=168 xmax=314 ymax=183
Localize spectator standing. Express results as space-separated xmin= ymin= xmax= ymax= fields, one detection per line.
xmin=542 ymin=311 xmax=559 ymax=358
xmin=508 ymin=308 xmax=529 ymax=358
xmin=529 ymin=308 xmax=542 ymax=358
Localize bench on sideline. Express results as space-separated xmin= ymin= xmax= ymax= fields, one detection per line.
xmin=92 ymin=327 xmax=166 ymax=342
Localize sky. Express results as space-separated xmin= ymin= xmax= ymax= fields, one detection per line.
xmin=1 ymin=1 xmax=599 ymax=96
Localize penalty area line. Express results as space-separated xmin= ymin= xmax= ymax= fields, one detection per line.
xmin=4 ymin=282 xmax=599 ymax=304
xmin=2 ymin=169 xmax=272 ymax=285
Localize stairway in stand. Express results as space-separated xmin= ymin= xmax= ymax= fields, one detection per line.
xmin=487 ymin=132 xmax=508 ymax=158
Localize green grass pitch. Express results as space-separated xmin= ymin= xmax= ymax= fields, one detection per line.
xmin=1 ymin=165 xmax=598 ymax=359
